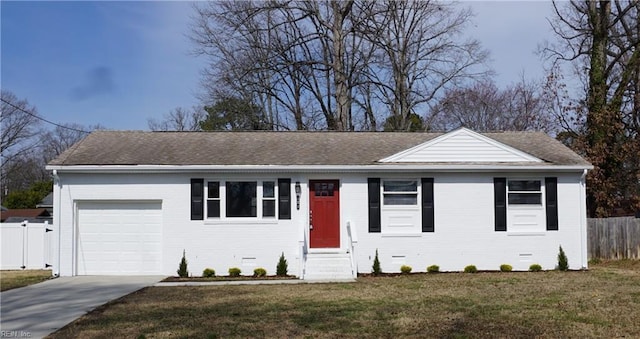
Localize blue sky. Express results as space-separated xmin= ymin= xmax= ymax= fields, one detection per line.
xmin=1 ymin=1 xmax=555 ymax=131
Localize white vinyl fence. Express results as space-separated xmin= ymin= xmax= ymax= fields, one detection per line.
xmin=1 ymin=221 xmax=53 ymax=270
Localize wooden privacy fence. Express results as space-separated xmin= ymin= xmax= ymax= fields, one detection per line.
xmin=588 ymin=217 xmax=640 ymax=259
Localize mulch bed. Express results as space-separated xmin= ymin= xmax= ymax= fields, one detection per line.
xmin=162 ymin=275 xmax=298 ymax=282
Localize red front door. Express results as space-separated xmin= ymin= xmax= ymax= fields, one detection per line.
xmin=309 ymin=180 xmax=340 ymax=248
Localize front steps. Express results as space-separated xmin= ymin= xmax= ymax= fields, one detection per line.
xmin=303 ymin=252 xmax=355 ymax=281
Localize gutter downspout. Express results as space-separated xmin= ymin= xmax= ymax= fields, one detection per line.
xmin=53 ymin=170 xmax=61 ymax=276
xmin=580 ymin=169 xmax=588 ymax=269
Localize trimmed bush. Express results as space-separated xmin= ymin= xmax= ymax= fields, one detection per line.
xmin=202 ymin=268 xmax=216 ymax=277
xmin=557 ymin=245 xmax=569 ymax=271
xmin=276 ymin=252 xmax=288 ymax=276
xmin=253 ymin=267 xmax=267 ymax=277
xmin=464 ymin=265 xmax=477 ymax=273
xmin=177 ymin=250 xmax=189 ymax=278
xmin=228 ymin=267 xmax=241 ymax=277
xmin=400 ymin=265 xmax=412 ymax=274
xmin=500 ymin=264 xmax=513 ymax=272
xmin=372 ymin=249 xmax=381 ymax=275
xmin=529 ymin=264 xmax=542 ymax=272
xmin=427 ymin=265 xmax=440 ymax=273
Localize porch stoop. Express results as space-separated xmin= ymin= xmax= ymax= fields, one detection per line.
xmin=303 ymin=252 xmax=355 ymax=281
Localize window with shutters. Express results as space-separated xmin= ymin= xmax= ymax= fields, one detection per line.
xmin=379 ymin=179 xmax=422 ymax=234
xmin=205 ymin=180 xmax=277 ymax=220
xmin=504 ymin=178 xmax=547 ymax=233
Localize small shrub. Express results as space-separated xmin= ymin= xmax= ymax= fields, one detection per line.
xmin=372 ymin=249 xmax=381 ymax=275
xmin=400 ymin=265 xmax=412 ymax=274
xmin=557 ymin=245 xmax=569 ymax=271
xmin=228 ymin=267 xmax=241 ymax=277
xmin=500 ymin=264 xmax=513 ymax=272
xmin=427 ymin=265 xmax=440 ymax=273
xmin=276 ymin=252 xmax=288 ymax=276
xmin=202 ymin=268 xmax=216 ymax=277
xmin=464 ymin=265 xmax=477 ymax=273
xmin=177 ymin=250 xmax=189 ymax=278
xmin=253 ymin=267 xmax=267 ymax=277
xmin=529 ymin=264 xmax=542 ymax=272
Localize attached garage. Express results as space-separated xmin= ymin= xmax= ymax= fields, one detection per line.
xmin=76 ymin=201 xmax=162 ymax=275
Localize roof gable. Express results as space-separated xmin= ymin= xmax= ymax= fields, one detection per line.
xmin=380 ymin=128 xmax=542 ymax=163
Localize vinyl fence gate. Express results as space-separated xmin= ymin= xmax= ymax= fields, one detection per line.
xmin=1 ymin=221 xmax=53 ymax=270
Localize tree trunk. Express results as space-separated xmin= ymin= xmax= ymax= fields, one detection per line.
xmin=331 ymin=0 xmax=353 ymax=131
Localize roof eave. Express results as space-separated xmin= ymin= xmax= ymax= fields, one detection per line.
xmin=46 ymin=164 xmax=594 ymax=174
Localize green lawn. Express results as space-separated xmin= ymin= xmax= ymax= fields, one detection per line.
xmin=49 ymin=261 xmax=640 ymax=338
xmin=1 ymin=270 xmax=53 ymax=292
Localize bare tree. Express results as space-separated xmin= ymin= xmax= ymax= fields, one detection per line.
xmin=40 ymin=123 xmax=102 ymax=159
xmin=192 ymin=1 xmax=375 ymax=131
xmin=361 ymin=1 xmax=489 ymax=131
xmin=1 ymin=91 xmax=43 ymax=197
xmin=544 ymin=0 xmax=640 ymax=216
xmin=1 ymin=90 xmax=42 ymax=161
xmin=147 ymin=107 xmax=204 ymax=131
xmin=191 ymin=1 xmax=490 ymax=132
xmin=430 ymin=78 xmax=556 ymax=133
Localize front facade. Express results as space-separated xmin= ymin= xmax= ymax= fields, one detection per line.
xmin=47 ymin=128 xmax=592 ymax=278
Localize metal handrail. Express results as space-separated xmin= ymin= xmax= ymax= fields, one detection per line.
xmin=298 ymin=220 xmax=307 ymax=278
xmin=346 ymin=221 xmax=358 ymax=278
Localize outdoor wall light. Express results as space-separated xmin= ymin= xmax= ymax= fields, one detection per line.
xmin=295 ymin=181 xmax=301 ymax=210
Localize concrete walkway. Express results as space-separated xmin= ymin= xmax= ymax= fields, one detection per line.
xmin=0 ymin=276 xmax=163 ymax=339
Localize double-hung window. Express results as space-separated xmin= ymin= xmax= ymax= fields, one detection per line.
xmin=206 ymin=180 xmax=276 ymax=219
xmin=262 ymin=181 xmax=276 ymax=217
xmin=383 ymin=180 xmax=418 ymax=206
xmin=507 ymin=180 xmax=542 ymax=205
xmin=207 ymin=182 xmax=221 ymax=218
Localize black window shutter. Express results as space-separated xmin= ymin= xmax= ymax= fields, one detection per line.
xmin=421 ymin=178 xmax=435 ymax=232
xmin=278 ymin=178 xmax=291 ymax=220
xmin=191 ymin=178 xmax=204 ymax=220
xmin=494 ymin=178 xmax=507 ymax=231
xmin=368 ymin=178 xmax=381 ymax=233
xmin=545 ymin=177 xmax=558 ymax=231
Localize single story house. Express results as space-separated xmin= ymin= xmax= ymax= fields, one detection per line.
xmin=46 ymin=128 xmax=592 ymax=279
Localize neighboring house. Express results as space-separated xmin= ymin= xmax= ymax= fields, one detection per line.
xmin=36 ymin=192 xmax=54 ymax=215
xmin=0 ymin=208 xmax=52 ymax=223
xmin=46 ymin=128 xmax=592 ymax=279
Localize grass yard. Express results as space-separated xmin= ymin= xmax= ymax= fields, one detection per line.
xmin=0 ymin=270 xmax=53 ymax=292
xmin=49 ymin=261 xmax=640 ymax=338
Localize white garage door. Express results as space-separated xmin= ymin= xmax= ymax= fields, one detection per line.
xmin=77 ymin=201 xmax=162 ymax=275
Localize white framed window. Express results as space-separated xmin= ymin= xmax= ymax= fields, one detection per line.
xmin=206 ymin=180 xmax=277 ymax=219
xmin=507 ymin=180 xmax=542 ymax=205
xmin=380 ymin=179 xmax=421 ymax=234
xmin=262 ymin=181 xmax=276 ymax=218
xmin=383 ymin=180 xmax=418 ymax=206
xmin=207 ymin=181 xmax=221 ymax=218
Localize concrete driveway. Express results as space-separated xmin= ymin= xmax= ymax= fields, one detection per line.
xmin=0 ymin=275 xmax=163 ymax=338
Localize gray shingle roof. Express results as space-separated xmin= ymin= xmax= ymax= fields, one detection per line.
xmin=48 ymin=130 xmax=591 ymax=167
